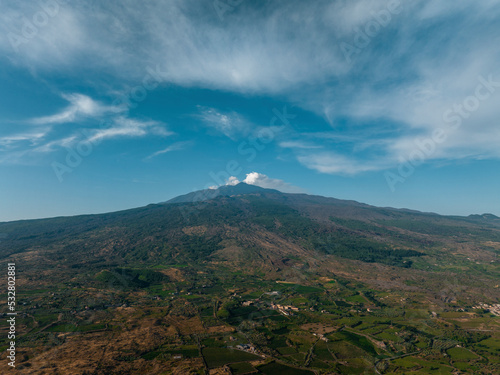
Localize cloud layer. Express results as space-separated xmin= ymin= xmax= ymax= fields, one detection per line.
xmin=222 ymin=172 xmax=304 ymax=193
xmin=0 ymin=92 xmax=172 ymax=164
xmin=1 ymin=0 xmax=500 ymax=173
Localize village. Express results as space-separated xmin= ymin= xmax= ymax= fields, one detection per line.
xmin=472 ymin=302 xmax=500 ymax=316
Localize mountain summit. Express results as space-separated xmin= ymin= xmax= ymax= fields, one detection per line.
xmin=166 ymin=182 xmax=282 ymax=204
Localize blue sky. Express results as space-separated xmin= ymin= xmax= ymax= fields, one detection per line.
xmin=1 ymin=0 xmax=500 ymax=222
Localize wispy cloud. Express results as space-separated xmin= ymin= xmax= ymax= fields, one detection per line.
xmin=32 ymin=136 xmax=77 ymax=153
xmin=0 ymin=113 xmax=171 ymax=165
xmin=0 ymin=1 xmax=349 ymax=92
xmin=144 ymin=141 xmax=192 ymax=160
xmin=87 ymin=117 xmax=172 ymax=143
xmin=1 ymin=1 xmax=500 ymax=174
xmin=222 ymin=172 xmax=304 ymax=193
xmin=0 ymin=79 xmax=175 ymax=165
xmin=279 ymin=141 xmax=323 ymax=150
xmin=243 ymin=172 xmax=304 ymax=193
xmin=31 ymin=93 xmax=122 ymax=125
xmin=297 ymin=152 xmax=388 ymax=175
xmin=0 ymin=128 xmax=50 ymax=149
xmin=196 ymin=106 xmax=250 ymax=140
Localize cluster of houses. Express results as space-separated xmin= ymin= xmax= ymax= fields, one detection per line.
xmin=240 ymin=300 xmax=301 ymax=316
xmin=240 ymin=299 xmax=301 ymax=316
xmin=472 ymin=302 xmax=500 ymax=316
xmin=270 ymin=303 xmax=299 ymax=316
xmin=235 ymin=343 xmax=257 ymax=353
xmin=312 ymin=333 xmax=329 ymax=342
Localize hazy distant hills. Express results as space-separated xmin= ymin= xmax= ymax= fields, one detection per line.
xmin=468 ymin=213 xmax=500 ymax=222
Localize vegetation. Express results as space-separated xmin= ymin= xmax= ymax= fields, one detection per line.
xmin=0 ymin=188 xmax=499 ymax=373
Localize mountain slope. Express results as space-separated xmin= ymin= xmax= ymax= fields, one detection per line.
xmin=1 ymin=185 xmax=499 ymax=374
xmin=0 ymin=184 xmax=499 ymax=286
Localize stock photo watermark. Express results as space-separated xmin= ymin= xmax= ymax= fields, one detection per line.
xmin=112 ymin=65 xmax=170 ymax=110
xmin=51 ymin=64 xmax=170 ymax=182
xmin=7 ymin=0 xmax=67 ymax=53
xmin=213 ymin=0 xmax=244 ymax=21
xmin=179 ymin=106 xmax=296 ymax=220
xmin=207 ymin=106 xmax=295 ymax=186
xmin=20 ymin=263 xmax=125 ymax=370
xmin=51 ymin=120 xmax=109 ymax=183
xmin=385 ymin=74 xmax=500 ymax=192
xmin=340 ymin=0 xmax=402 ymax=64
xmin=6 ymin=262 xmax=17 ymax=368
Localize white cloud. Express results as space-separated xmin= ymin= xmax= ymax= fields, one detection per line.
xmin=323 ymin=0 xmax=395 ymax=35
xmin=87 ymin=117 xmax=172 ymax=143
xmin=0 ymin=3 xmax=86 ymax=67
xmin=226 ymin=176 xmax=240 ymax=186
xmin=2 ymin=1 xmax=500 ymax=173
xmin=0 ymin=131 xmax=75 ymax=164
xmin=32 ymin=136 xmax=77 ymax=153
xmin=218 ymin=172 xmax=302 ymax=193
xmin=197 ymin=107 xmax=250 ymax=139
xmin=297 ymin=152 xmax=387 ymax=175
xmin=0 ymin=128 xmax=50 ymax=149
xmin=279 ymin=141 xmax=323 ymax=149
xmin=0 ymin=1 xmax=348 ymax=93
xmin=145 ymin=141 xmax=191 ymax=160
xmin=31 ymin=93 xmax=122 ymax=125
xmin=0 ymin=114 xmax=172 ymax=164
xmin=243 ymin=172 xmax=304 ymax=193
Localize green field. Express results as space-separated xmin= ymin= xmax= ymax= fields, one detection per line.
xmin=447 ymin=347 xmax=478 ymax=360
xmin=202 ymin=347 xmax=261 ymax=368
xmin=229 ymin=362 xmax=258 ymax=374
xmin=258 ymin=362 xmax=315 ymax=375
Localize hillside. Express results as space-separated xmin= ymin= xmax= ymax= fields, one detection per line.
xmin=0 ymin=184 xmax=499 ymax=374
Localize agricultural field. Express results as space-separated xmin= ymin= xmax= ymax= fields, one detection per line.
xmin=1 ymin=263 xmax=498 ymax=374
xmin=0 ymin=190 xmax=499 ymax=373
